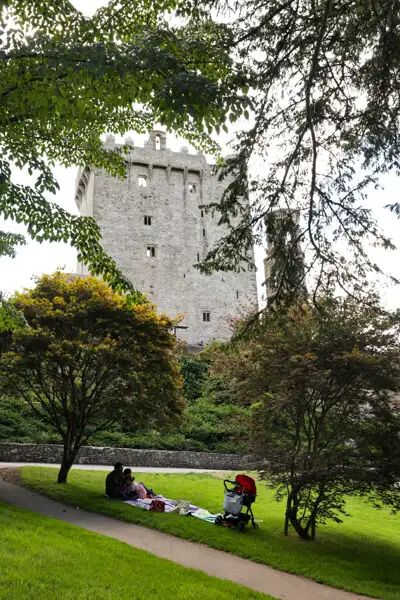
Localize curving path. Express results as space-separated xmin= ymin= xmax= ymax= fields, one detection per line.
xmin=0 ymin=476 xmax=377 ymax=600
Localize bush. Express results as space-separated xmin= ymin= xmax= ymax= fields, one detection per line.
xmin=0 ymin=392 xmax=251 ymax=453
xmin=90 ymin=430 xmax=208 ymax=452
xmin=0 ymin=347 xmax=251 ymax=454
xmin=181 ymin=398 xmax=251 ymax=453
xmin=179 ymin=354 xmax=210 ymax=403
xmin=0 ymin=396 xmax=58 ymax=443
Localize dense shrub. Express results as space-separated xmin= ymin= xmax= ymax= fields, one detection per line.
xmin=0 ymin=393 xmax=251 ymax=453
xmin=0 ymin=350 xmax=251 ymax=453
xmin=90 ymin=431 xmax=208 ymax=452
xmin=181 ymin=399 xmax=251 ymax=453
xmin=0 ymin=396 xmax=59 ymax=443
xmin=179 ymin=354 xmax=210 ymax=403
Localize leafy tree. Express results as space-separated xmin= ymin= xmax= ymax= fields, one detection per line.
xmin=178 ymin=346 xmax=252 ymax=451
xmin=0 ymin=292 xmax=25 ymax=333
xmin=0 ymin=0 xmax=247 ymax=297
xmin=0 ymin=272 xmax=183 ymax=483
xmin=196 ymin=0 xmax=400 ymax=305
xmin=181 ymin=344 xmax=252 ymax=451
xmin=216 ymin=297 xmax=400 ymax=539
xmin=0 ymin=231 xmax=25 ymax=259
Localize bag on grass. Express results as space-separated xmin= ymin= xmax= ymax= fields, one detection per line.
xmin=149 ymin=499 xmax=165 ymax=513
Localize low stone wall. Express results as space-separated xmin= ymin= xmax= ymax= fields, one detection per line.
xmin=0 ymin=443 xmax=256 ymax=470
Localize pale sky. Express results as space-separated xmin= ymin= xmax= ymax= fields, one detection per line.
xmin=0 ymin=0 xmax=399 ymax=309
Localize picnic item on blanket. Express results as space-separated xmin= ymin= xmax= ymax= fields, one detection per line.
xmin=170 ymin=500 xmax=191 ymax=514
xmin=127 ymin=498 xmax=153 ymax=510
xmin=125 ymin=495 xmax=196 ymax=513
xmin=124 ymin=495 xmax=220 ymax=523
xmin=149 ymin=499 xmax=165 ymax=512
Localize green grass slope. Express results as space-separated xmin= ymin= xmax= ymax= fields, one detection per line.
xmin=21 ymin=467 xmax=400 ymax=600
xmin=0 ymin=501 xmax=272 ymax=600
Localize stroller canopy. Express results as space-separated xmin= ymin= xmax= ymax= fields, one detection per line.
xmin=235 ymin=474 xmax=257 ymax=496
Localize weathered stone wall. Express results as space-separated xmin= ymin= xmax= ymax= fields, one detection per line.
xmin=0 ymin=443 xmax=256 ymax=470
xmin=75 ymin=131 xmax=258 ymax=346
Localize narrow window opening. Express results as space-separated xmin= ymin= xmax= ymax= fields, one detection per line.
xmin=188 ymin=183 xmax=196 ymax=193
xmin=144 ymin=216 xmax=152 ymax=225
xmin=146 ymin=246 xmax=156 ymax=258
xmin=200 ymin=209 xmax=204 ymax=218
xmin=138 ymin=175 xmax=147 ymax=188
xmin=203 ymin=311 xmax=211 ymax=322
xmin=155 ymin=136 xmax=161 ymax=150
xmin=197 ymin=252 xmax=200 ymax=262
xmin=183 ymin=274 xmax=186 ymax=278
xmin=236 ymin=290 xmax=239 ymax=299
xmin=203 ymin=228 xmax=206 ymax=237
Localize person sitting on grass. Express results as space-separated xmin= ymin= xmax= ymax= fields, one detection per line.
xmin=122 ymin=468 xmax=147 ymax=500
xmin=105 ymin=461 xmax=124 ymax=499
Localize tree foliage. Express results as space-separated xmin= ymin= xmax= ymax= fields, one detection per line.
xmin=0 ymin=0 xmax=247 ymax=297
xmin=0 ymin=272 xmax=183 ymax=482
xmin=178 ymin=348 xmax=252 ymax=451
xmin=0 ymin=292 xmax=25 ymax=334
xmin=0 ymin=230 xmax=25 ymax=258
xmin=216 ymin=297 xmax=400 ymax=539
xmin=0 ymin=394 xmax=53 ymax=444
xmin=0 ymin=390 xmax=252 ymax=453
xmin=179 ymin=354 xmax=210 ymax=403
xmin=0 ymin=341 xmax=251 ymax=454
xmin=181 ymin=396 xmax=251 ymax=453
xmin=195 ymin=0 xmax=400 ymax=305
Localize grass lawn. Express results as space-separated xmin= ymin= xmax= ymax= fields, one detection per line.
xmin=0 ymin=501 xmax=272 ymax=600
xmin=21 ymin=467 xmax=400 ymax=600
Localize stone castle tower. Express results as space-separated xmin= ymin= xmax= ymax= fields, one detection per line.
xmin=75 ymin=131 xmax=258 ymax=348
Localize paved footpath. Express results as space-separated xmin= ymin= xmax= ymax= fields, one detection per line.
xmin=0 ymin=476 xmax=377 ymax=600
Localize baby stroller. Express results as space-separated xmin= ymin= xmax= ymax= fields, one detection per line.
xmin=215 ymin=474 xmax=258 ymax=530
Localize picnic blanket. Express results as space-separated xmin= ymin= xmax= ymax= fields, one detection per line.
xmin=124 ymin=495 xmax=220 ymax=523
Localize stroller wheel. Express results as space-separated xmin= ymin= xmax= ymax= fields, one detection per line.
xmin=215 ymin=515 xmax=224 ymax=526
xmin=236 ymin=522 xmax=245 ymax=532
xmin=252 ymin=522 xmax=259 ymax=529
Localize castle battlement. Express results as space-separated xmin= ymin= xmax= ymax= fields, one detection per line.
xmin=105 ymin=131 xmax=209 ymax=170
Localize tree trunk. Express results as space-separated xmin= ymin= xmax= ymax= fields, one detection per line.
xmin=285 ymin=488 xmax=312 ymax=540
xmin=311 ymin=515 xmax=316 ymax=540
xmin=284 ymin=497 xmax=290 ymax=535
xmin=57 ymin=460 xmax=72 ymax=484
xmin=289 ymin=513 xmax=311 ymax=540
xmin=57 ymin=445 xmax=78 ymax=483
